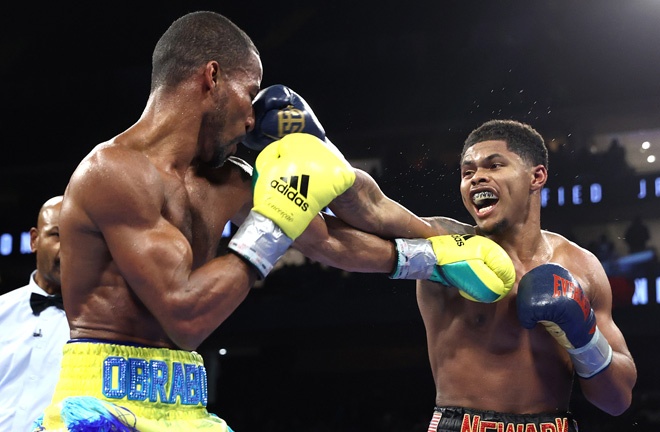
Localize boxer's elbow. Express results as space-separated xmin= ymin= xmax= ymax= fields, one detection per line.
xmin=595 ymin=392 xmax=633 ymax=417
xmin=167 ymin=323 xmax=205 ymax=351
xmin=582 ymin=361 xmax=636 ymax=416
xmin=162 ymin=310 xmax=214 ymax=351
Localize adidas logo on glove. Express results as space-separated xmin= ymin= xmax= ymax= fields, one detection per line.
xmin=451 ymin=234 xmax=473 ymax=247
xmin=270 ymin=175 xmax=310 ymax=211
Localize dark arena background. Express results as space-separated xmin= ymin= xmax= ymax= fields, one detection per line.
xmin=2 ymin=1 xmax=660 ymax=430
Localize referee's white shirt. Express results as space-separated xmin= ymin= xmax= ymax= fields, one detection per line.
xmin=0 ymin=271 xmax=70 ymax=432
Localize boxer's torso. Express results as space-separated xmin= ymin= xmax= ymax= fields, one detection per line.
xmin=61 ymin=143 xmax=253 ymax=348
xmin=418 ymin=219 xmax=586 ymax=413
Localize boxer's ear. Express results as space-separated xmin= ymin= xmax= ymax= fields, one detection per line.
xmin=530 ymin=164 xmax=547 ymax=192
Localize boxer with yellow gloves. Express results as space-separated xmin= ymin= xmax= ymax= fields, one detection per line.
xmin=33 ymin=12 xmax=385 ymax=432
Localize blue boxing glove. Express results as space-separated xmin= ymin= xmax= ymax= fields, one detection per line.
xmin=243 ymin=84 xmax=327 ymax=151
xmin=517 ymin=263 xmax=613 ymax=378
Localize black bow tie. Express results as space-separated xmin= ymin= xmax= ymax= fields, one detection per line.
xmin=30 ymin=292 xmax=64 ymax=316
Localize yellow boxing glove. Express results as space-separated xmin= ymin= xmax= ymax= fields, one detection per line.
xmin=229 ymin=133 xmax=355 ymax=278
xmin=252 ymin=133 xmax=355 ymax=240
xmin=429 ymin=234 xmax=515 ymax=302
xmin=391 ymin=234 xmax=515 ymax=303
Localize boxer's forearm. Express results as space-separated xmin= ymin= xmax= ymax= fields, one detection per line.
xmin=579 ymin=350 xmax=636 ymax=415
xmin=294 ymin=213 xmax=396 ymax=273
xmin=330 ymin=169 xmax=435 ymax=239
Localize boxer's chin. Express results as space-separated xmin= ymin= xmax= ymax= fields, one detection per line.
xmin=208 ymin=147 xmax=230 ymax=168
xmin=478 ymin=218 xmax=509 ymax=236
xmin=209 ymin=155 xmax=226 ymax=168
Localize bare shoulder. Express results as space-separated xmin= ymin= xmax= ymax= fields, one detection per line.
xmin=544 ymin=231 xmax=609 ymax=299
xmin=66 ymin=142 xmax=164 ymax=227
xmin=71 ymin=141 xmax=160 ymax=189
xmin=423 ymin=216 xmax=475 ymax=236
xmin=545 ymin=231 xmax=599 ymax=269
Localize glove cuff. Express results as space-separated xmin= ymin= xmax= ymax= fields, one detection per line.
xmin=567 ymin=326 xmax=613 ymax=378
xmin=228 ymin=211 xmax=293 ymax=279
xmin=389 ymin=238 xmax=435 ymax=280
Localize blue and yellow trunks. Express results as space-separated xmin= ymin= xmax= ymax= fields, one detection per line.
xmin=427 ymin=406 xmax=578 ymax=432
xmin=34 ymin=340 xmax=233 ymax=432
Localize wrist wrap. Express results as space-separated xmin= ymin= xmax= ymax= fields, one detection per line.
xmin=228 ymin=211 xmax=293 ymax=279
xmin=389 ymin=238 xmax=436 ymax=280
xmin=567 ymin=326 xmax=613 ymax=378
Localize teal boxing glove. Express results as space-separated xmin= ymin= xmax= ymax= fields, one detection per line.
xmin=391 ymin=235 xmax=515 ymax=303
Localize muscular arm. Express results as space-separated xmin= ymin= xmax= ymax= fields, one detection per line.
xmin=293 ymin=212 xmax=397 ymax=273
xmin=65 ymin=147 xmax=256 ymax=350
xmin=574 ymin=254 xmax=637 ymax=415
xmin=329 ymin=169 xmax=437 ymax=239
xmin=293 ymin=200 xmax=475 ymax=275
xmin=291 ymin=169 xmax=432 ymax=274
